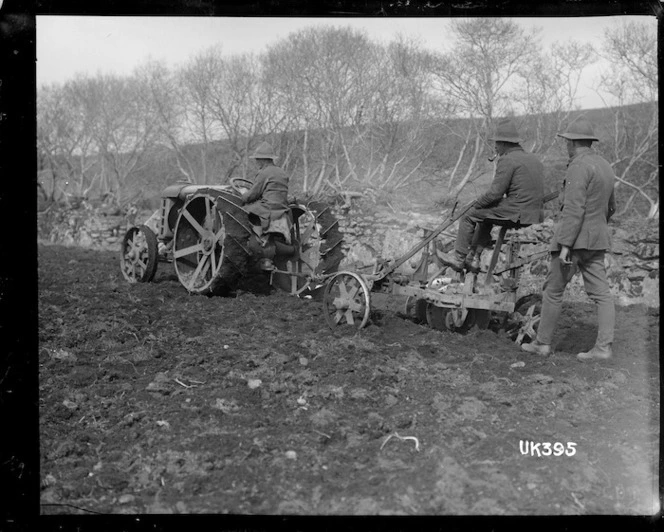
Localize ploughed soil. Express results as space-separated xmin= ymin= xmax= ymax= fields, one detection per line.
xmin=39 ymin=244 xmax=659 ymax=516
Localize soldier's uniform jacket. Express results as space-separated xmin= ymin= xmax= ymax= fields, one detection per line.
xmin=475 ymin=146 xmax=545 ymax=224
xmin=242 ymin=164 xmax=290 ymax=229
xmin=551 ymin=147 xmax=616 ymax=252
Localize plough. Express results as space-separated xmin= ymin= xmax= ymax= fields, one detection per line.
xmin=318 ymin=190 xmax=558 ymax=342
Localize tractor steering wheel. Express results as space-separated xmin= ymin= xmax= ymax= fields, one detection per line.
xmin=229 ymin=177 xmax=253 ymax=195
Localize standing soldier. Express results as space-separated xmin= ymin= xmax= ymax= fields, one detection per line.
xmin=521 ymin=117 xmax=616 ymax=360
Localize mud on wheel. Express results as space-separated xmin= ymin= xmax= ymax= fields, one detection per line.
xmin=120 ymin=225 xmax=158 ymax=283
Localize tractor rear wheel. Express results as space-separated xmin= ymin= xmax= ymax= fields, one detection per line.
xmin=272 ymin=200 xmax=344 ymax=296
xmin=173 ymin=192 xmax=249 ymax=295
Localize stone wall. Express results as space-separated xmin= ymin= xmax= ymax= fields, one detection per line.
xmin=37 ymin=203 xmax=142 ymax=251
xmin=38 ymin=201 xmax=659 ymax=308
xmin=332 ymin=200 xmax=659 ymax=308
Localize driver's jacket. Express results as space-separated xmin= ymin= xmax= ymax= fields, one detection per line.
xmin=241 ymin=164 xmax=290 ymax=229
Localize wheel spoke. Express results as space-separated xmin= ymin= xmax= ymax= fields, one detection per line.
xmin=188 ymin=255 xmax=209 ymax=291
xmin=182 ymin=208 xmax=206 ymax=237
xmin=337 ymin=279 xmax=349 ymax=300
xmin=344 ymin=309 xmax=355 ymax=325
xmin=348 ymin=300 xmax=364 ymax=313
xmin=173 ymin=242 xmax=205 ymax=259
xmin=323 ymin=272 xmax=370 ymax=329
xmin=345 ymin=281 xmax=360 ymax=301
xmin=205 ymin=198 xmax=212 ymax=229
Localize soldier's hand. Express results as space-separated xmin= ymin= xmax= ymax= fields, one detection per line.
xmin=559 ymin=245 xmax=572 ymax=265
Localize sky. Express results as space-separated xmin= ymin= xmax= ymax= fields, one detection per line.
xmin=36 ymin=15 xmax=656 ymax=110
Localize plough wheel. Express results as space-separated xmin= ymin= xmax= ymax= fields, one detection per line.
xmin=323 ymin=271 xmax=371 ymax=329
xmin=272 ymin=200 xmax=344 ymax=296
xmin=120 ymin=225 xmax=158 ymax=283
xmin=509 ymin=293 xmax=542 ymax=344
xmin=173 ymin=192 xmax=247 ymax=295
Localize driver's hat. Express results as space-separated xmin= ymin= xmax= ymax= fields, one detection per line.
xmin=249 ymin=141 xmax=278 ymax=160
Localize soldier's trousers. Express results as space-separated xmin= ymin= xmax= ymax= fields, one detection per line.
xmin=536 ymin=249 xmax=615 ymax=348
xmin=454 ymin=206 xmax=517 ymax=257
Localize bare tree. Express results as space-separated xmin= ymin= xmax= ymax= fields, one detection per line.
xmin=37 ymin=79 xmax=99 ymax=204
xmin=596 ymin=20 xmax=658 ymax=218
xmin=134 ymin=59 xmax=199 ymax=184
xmin=262 ymin=27 xmax=441 ymax=198
xmin=177 ymin=47 xmax=229 ymax=184
xmin=208 ymin=52 xmax=287 ymax=180
xmin=71 ymin=73 xmax=159 ymax=205
xmin=513 ymin=40 xmax=596 ymax=155
xmin=430 ymin=18 xmax=541 ymax=199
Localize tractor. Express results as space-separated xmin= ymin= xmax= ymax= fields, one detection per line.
xmin=120 ymin=178 xmax=343 ymax=297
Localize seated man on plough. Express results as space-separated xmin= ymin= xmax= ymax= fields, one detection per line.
xmin=438 ymin=118 xmax=545 ymax=273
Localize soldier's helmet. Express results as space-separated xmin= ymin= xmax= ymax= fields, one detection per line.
xmin=557 ymin=117 xmax=599 ymax=142
xmin=488 ymin=118 xmax=522 ymax=144
xmin=249 ymin=141 xmax=278 ymax=160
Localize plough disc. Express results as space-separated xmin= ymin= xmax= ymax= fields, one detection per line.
xmin=404 ymin=296 xmax=428 ymax=324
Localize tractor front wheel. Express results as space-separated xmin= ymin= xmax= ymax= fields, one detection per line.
xmin=120 ymin=225 xmax=158 ymax=283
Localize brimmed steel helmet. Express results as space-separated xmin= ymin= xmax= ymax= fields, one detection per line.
xmin=557 ymin=117 xmax=599 ymax=142
xmin=249 ymin=141 xmax=278 ymax=160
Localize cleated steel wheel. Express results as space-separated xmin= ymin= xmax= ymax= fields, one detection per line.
xmin=272 ymin=201 xmax=344 ymax=297
xmin=323 ymin=271 xmax=371 ymax=329
xmin=121 ymin=225 xmax=158 ymax=283
xmin=173 ymin=193 xmax=226 ymax=294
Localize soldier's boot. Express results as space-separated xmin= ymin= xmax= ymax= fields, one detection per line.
xmin=577 ymin=344 xmax=612 ymax=361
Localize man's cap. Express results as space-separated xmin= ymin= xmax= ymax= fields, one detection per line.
xmin=249 ymin=141 xmax=278 ymax=160
xmin=488 ymin=118 xmax=522 ymax=144
xmin=557 ymin=117 xmax=599 ymax=141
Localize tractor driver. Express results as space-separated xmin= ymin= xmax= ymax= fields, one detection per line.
xmin=438 ymin=118 xmax=545 ymax=273
xmin=241 ymin=141 xmax=291 ymax=239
